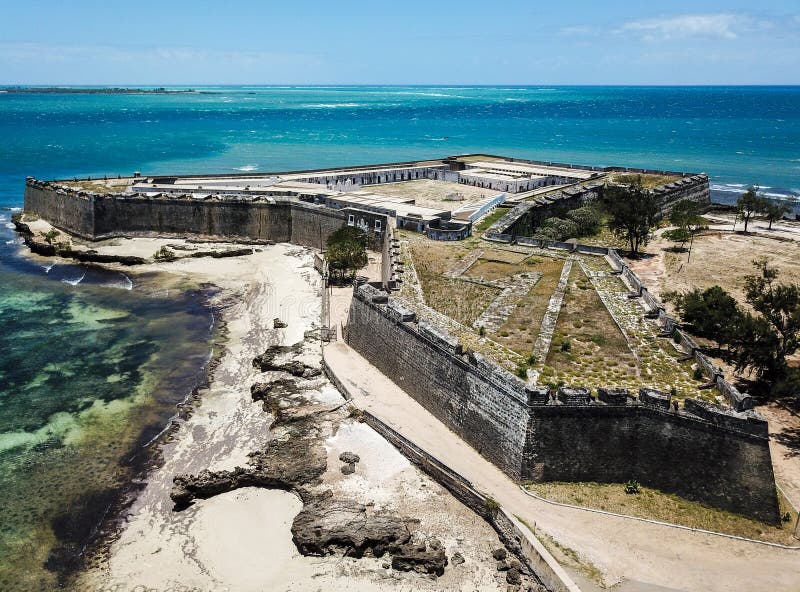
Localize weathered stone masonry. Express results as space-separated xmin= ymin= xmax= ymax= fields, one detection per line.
xmin=24 ymin=178 xmax=386 ymax=250
xmin=347 ymin=284 xmax=780 ymax=523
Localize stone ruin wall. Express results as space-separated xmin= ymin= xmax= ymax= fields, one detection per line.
xmin=486 ymin=174 xmax=711 ymax=241
xmin=345 ymin=284 xmax=533 ymax=478
xmin=346 ymin=284 xmax=780 ymax=523
xmin=23 ymin=178 xmax=353 ymax=250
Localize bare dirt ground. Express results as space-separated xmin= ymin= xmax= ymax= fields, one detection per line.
xmin=372 ymin=179 xmax=500 ymax=209
xmin=629 ymin=228 xmax=800 ymax=308
xmin=628 ymin=227 xmax=800 ymax=516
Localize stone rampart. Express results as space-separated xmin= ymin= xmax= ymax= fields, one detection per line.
xmin=346 ymin=285 xmax=533 ymax=479
xmin=486 ymin=175 xmax=710 ymax=240
xmin=346 ymin=286 xmax=780 ymax=523
xmin=24 ymin=178 xmax=354 ymax=250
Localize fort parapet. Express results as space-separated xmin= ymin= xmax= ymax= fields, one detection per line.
xmin=346 ymin=284 xmax=780 ymax=523
xmin=484 ymin=174 xmax=710 ymax=240
xmin=23 ymin=177 xmax=387 ymax=250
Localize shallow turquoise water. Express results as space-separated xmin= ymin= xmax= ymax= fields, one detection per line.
xmin=0 ymin=223 xmax=214 ymax=590
xmin=0 ymin=85 xmax=797 ymax=589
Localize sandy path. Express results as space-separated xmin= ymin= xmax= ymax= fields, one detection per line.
xmin=76 ymin=239 xmax=510 ymax=592
xmin=761 ymin=403 xmax=800 ymax=511
xmin=324 ymin=341 xmax=800 ymax=592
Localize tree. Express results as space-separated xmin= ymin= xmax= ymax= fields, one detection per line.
xmin=736 ymin=187 xmax=767 ymax=233
xmin=565 ymin=205 xmax=602 ymax=236
xmin=668 ymin=199 xmax=705 ymax=259
xmin=325 ymin=226 xmax=368 ymax=284
xmin=733 ymin=259 xmax=800 ymax=380
xmin=762 ymin=199 xmax=792 ymax=230
xmin=665 ymin=286 xmax=740 ymax=349
xmin=601 ymin=177 xmax=661 ymax=255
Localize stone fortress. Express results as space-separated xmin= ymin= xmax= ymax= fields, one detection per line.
xmin=22 ymin=154 xmax=779 ymax=524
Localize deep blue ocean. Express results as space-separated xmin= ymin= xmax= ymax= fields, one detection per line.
xmin=0 ymin=85 xmax=798 ymax=590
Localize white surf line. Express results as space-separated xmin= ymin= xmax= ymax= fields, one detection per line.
xmin=61 ymin=272 xmax=86 ymax=286
xmin=520 ymin=485 xmax=800 ymax=550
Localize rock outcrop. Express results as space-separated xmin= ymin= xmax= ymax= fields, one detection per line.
xmin=252 ymin=343 xmax=322 ymax=378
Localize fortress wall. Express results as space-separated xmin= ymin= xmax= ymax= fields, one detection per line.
xmin=91 ymin=197 xmax=292 ymax=241
xmin=487 ymin=175 xmax=710 ymax=240
xmin=654 ymin=174 xmax=711 ymax=208
xmin=347 ymin=286 xmax=780 ymax=523
xmin=23 ymin=180 xmax=358 ymax=249
xmin=524 ymin=404 xmax=778 ymax=523
xmin=346 ymin=286 xmax=531 ymax=478
xmin=24 ymin=181 xmax=96 ymax=239
xmin=288 ymin=203 xmax=348 ymax=249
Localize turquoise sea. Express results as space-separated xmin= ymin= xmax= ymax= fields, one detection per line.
xmin=0 ymin=85 xmax=798 ymax=590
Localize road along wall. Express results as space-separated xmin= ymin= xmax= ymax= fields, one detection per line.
xmin=346 ymin=284 xmax=780 ymax=523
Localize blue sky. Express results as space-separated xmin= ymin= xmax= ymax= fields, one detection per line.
xmin=1 ymin=0 xmax=798 ymax=85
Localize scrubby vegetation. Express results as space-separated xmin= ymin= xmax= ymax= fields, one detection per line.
xmin=531 ymin=205 xmax=602 ymax=242
xmin=325 ymin=226 xmax=368 ymax=284
xmin=667 ymin=259 xmax=800 ymax=398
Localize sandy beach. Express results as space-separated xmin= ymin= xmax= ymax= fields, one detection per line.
xmin=51 ymin=236 xmax=515 ymax=591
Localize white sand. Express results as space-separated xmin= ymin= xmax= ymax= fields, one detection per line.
xmin=76 ymin=237 xmax=508 ymax=592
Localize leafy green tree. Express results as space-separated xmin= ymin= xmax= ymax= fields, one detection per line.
xmin=736 ymin=187 xmax=767 ymax=233
xmin=601 ymin=177 xmax=661 ymax=255
xmin=668 ymin=199 xmax=705 ymax=258
xmin=732 ymin=259 xmax=800 ymax=380
xmin=762 ymin=199 xmax=792 ymax=230
xmin=566 ymin=205 xmax=602 ymax=236
xmin=665 ymin=286 xmax=740 ymax=349
xmin=325 ymin=225 xmax=368 ymax=284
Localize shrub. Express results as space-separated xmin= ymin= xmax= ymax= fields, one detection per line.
xmin=560 ymin=340 xmax=571 ymax=352
xmin=566 ymin=205 xmax=602 ymax=236
xmin=484 ymin=496 xmax=501 ymax=514
xmin=693 ymin=367 xmax=705 ymax=381
xmin=590 ymin=334 xmax=608 ymax=346
xmin=781 ymin=512 xmax=792 ymax=522
xmin=153 ymin=245 xmax=177 ymax=261
xmin=515 ymin=361 xmax=529 ymax=379
xmin=478 ymin=325 xmax=486 ymax=337
xmin=624 ymin=479 xmax=640 ymax=495
xmin=40 ymin=229 xmax=60 ymax=244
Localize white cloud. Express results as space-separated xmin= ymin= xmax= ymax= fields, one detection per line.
xmin=618 ymin=14 xmax=745 ymax=41
xmin=559 ymin=25 xmax=595 ymax=36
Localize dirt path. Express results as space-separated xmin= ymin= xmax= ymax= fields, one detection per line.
xmin=324 ymin=341 xmax=800 ymax=592
xmin=760 ymin=402 xmax=800 ymax=511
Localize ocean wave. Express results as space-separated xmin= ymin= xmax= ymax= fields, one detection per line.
xmin=394 ymin=92 xmax=467 ymax=98
xmin=235 ymin=164 xmax=259 ymax=172
xmin=4 ymin=222 xmax=14 ymax=229
xmin=61 ymin=272 xmax=86 ymax=286
xmin=102 ymin=274 xmax=134 ymax=291
xmin=711 ymin=184 xmax=799 ymax=201
xmin=0 ymin=215 xmax=6 ymax=222
xmin=302 ymin=103 xmax=363 ymax=109
xmin=42 ymin=263 xmax=56 ymax=273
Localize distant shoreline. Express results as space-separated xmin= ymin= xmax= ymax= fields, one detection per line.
xmin=0 ymin=87 xmax=210 ymax=95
